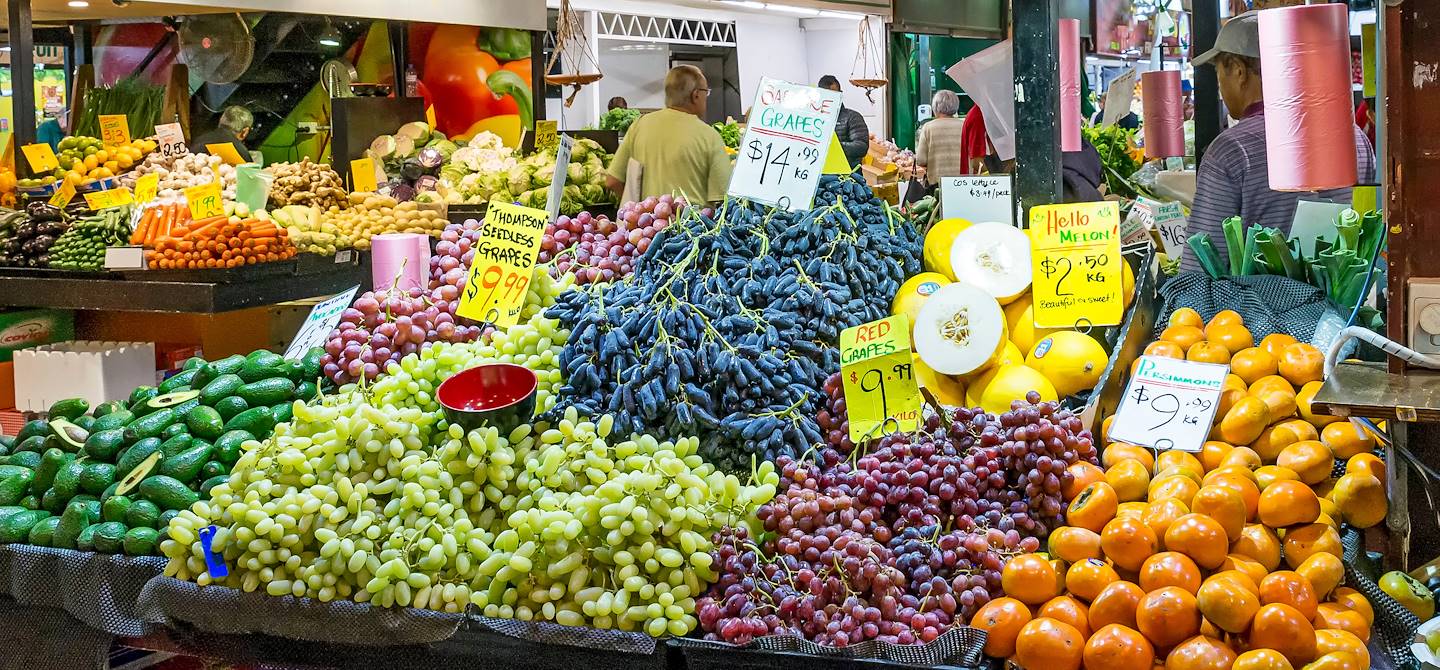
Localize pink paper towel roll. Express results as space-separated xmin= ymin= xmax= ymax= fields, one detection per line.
xmin=1142 ymin=70 xmax=1185 ymax=158
xmin=1258 ymin=3 xmax=1357 ymax=191
xmin=1059 ymin=18 xmax=1082 ymax=152
xmin=371 ymin=233 xmax=428 ymax=292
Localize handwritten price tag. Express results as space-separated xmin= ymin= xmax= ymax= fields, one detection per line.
xmin=154 ymin=122 xmax=187 ymax=158
xmin=727 ymin=77 xmax=843 ymax=211
xmin=49 ymin=179 xmax=76 ymax=207
xmin=535 ymin=119 xmax=558 ymax=151
xmin=1152 ymin=202 xmax=1188 ymax=258
xmin=1109 ymin=356 xmax=1230 ymax=453
xmin=839 ymin=314 xmax=922 ymax=443
xmin=134 ymin=173 xmax=160 ymax=204
xmin=84 ymin=187 xmax=133 ymax=210
xmin=941 ymin=175 xmax=1014 ymax=225
xmin=99 ymin=115 xmax=131 ymax=147
xmin=456 ymin=201 xmax=549 ymax=328
xmin=21 ymin=143 xmax=59 ymax=173
xmin=284 ymin=285 xmax=360 ymax=360
xmin=350 ymin=157 xmax=379 ymax=193
xmin=184 ymin=181 xmax=224 ymax=219
xmin=1029 ymin=201 xmax=1124 ymax=328
xmin=206 ymin=143 xmax=247 ymax=166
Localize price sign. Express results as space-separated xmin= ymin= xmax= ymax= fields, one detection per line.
xmin=940 ymin=175 xmax=1015 ymax=225
xmin=184 ymin=181 xmax=224 ymax=219
xmin=49 ymin=180 xmax=76 ymax=207
xmin=1152 ymin=201 xmax=1188 ymax=258
xmin=99 ymin=115 xmax=131 ymax=146
xmin=425 ymin=106 xmax=437 ymax=129
xmin=1109 ymin=356 xmax=1230 ymax=453
xmin=1029 ymin=201 xmax=1124 ymax=328
xmin=1102 ymin=67 xmax=1139 ymax=126
xmin=154 ymin=122 xmax=187 ymax=158
xmin=350 ymin=157 xmax=379 ymax=193
xmin=21 ymin=143 xmax=59 ymax=173
xmin=1120 ymin=197 xmax=1158 ymax=248
xmin=206 ymin=143 xmax=247 ymax=166
xmin=727 ymin=77 xmax=843 ymax=211
xmin=839 ymin=314 xmax=922 ymax=443
xmin=284 ymin=285 xmax=360 ymax=360
xmin=545 ymin=135 xmax=574 ymax=221
xmin=134 ymin=172 xmax=160 ymax=204
xmin=456 ymin=201 xmax=548 ymax=328
xmin=84 ymin=187 xmax=133 ymax=210
xmin=535 ymin=119 xmax=558 ymax=151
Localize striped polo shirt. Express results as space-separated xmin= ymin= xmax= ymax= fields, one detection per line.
xmin=1179 ymin=102 xmax=1378 ymax=274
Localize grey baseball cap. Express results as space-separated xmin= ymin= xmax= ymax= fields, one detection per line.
xmin=1193 ymin=10 xmax=1261 ymax=67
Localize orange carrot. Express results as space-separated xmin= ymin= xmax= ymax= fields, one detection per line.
xmin=131 ymin=208 xmax=154 ymax=245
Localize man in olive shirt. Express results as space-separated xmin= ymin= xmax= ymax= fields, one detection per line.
xmin=605 ymin=65 xmax=732 ymax=203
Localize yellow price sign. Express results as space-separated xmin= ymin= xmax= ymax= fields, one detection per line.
xmin=99 ymin=115 xmax=131 ymax=147
xmin=425 ymin=106 xmax=437 ymax=128
xmin=839 ymin=314 xmax=922 ymax=443
xmin=456 ymin=200 xmax=549 ymax=328
xmin=1029 ymin=201 xmax=1124 ymax=328
xmin=134 ymin=172 xmax=160 ymax=204
xmin=822 ymin=133 xmax=852 ymax=175
xmin=350 ymin=157 xmax=378 ymax=193
xmin=206 ymin=143 xmax=247 ymax=166
xmin=184 ymin=181 xmax=225 ymax=219
xmin=48 ymin=180 xmax=76 ymax=207
xmin=534 ymin=119 xmax=558 ymax=151
xmin=21 ymin=143 xmax=58 ymax=173
xmin=84 ymin=187 xmax=134 ymax=210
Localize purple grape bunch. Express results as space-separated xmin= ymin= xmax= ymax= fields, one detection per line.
xmin=538 ymin=195 xmax=682 ymax=284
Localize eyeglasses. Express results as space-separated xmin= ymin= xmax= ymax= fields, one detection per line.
xmin=696 ymin=87 xmax=710 ymax=95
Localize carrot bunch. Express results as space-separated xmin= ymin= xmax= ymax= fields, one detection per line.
xmin=130 ymin=202 xmax=191 ymax=247
xmin=146 ymin=216 xmax=297 ymax=269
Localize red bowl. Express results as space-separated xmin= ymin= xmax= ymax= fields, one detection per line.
xmin=436 ymin=363 xmax=538 ymax=430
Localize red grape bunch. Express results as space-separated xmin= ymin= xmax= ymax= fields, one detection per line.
xmin=538 ymin=195 xmax=683 ymax=284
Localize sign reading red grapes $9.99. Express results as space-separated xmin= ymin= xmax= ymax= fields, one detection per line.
xmin=456 ymin=201 xmax=549 ymax=328
xmin=839 ymin=314 xmax=922 ymax=443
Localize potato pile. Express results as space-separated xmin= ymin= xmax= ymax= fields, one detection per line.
xmin=267 ymin=159 xmax=346 ymax=210
xmin=316 ymin=193 xmax=446 ymax=250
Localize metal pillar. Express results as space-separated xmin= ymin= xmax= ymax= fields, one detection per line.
xmin=9 ymin=0 xmax=37 ymax=169
xmin=1192 ymin=0 xmax=1221 ymax=163
xmin=1012 ymin=0 xmax=1062 ymax=216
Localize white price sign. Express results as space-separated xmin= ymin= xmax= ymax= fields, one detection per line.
xmin=546 ymin=134 xmax=574 ymax=222
xmin=1102 ymin=67 xmax=1139 ymax=127
xmin=940 ymin=175 xmax=1014 ymax=225
xmin=1152 ymin=202 xmax=1188 ymax=259
xmin=1109 ymin=356 xmax=1230 ymax=453
xmin=727 ymin=77 xmax=842 ymax=211
xmin=1120 ymin=197 xmax=1158 ymax=248
xmin=284 ymin=285 xmax=360 ymax=360
xmin=154 ymin=122 xmax=187 ymax=158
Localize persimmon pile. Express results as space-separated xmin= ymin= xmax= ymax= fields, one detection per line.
xmin=973 ymin=309 xmax=1384 ymax=670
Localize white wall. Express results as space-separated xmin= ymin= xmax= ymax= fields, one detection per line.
xmin=597 ymin=41 xmax=671 ymax=111
xmin=734 ymin=18 xmax=809 ymax=107
xmin=801 ymin=17 xmax=887 ymax=139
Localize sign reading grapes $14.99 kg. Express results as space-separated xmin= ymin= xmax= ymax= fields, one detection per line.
xmin=728 ymin=77 xmax=843 ymax=211
xmin=456 ymin=201 xmax=549 ymax=328
xmin=1029 ymin=201 xmax=1124 ymax=328
xmin=839 ymin=314 xmax=922 ymax=443
xmin=1109 ymin=356 xmax=1229 ymax=453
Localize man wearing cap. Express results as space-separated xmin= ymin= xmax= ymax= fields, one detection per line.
xmin=1180 ymin=11 xmax=1376 ymax=275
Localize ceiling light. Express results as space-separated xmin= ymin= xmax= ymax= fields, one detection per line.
xmin=764 ymin=4 xmax=821 ymax=16
xmin=720 ymin=1 xmax=766 ymax=8
xmin=815 ymin=10 xmax=864 ymax=19
xmin=67 ymin=1 xmax=90 ymax=7
xmin=318 ymin=19 xmax=341 ymax=48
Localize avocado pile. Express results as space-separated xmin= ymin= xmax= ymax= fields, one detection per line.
xmin=0 ymin=348 xmax=324 ymax=555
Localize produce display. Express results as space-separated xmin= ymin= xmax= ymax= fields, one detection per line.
xmin=599 ymin=107 xmax=641 ymax=135
xmin=309 ymin=194 xmax=448 ymax=251
xmin=433 ymin=131 xmax=519 ymax=204
xmin=267 ymin=159 xmax=347 ymax=211
xmin=0 ymin=349 xmax=324 ymax=556
xmin=0 ymin=207 xmax=32 ymax=266
xmin=550 ymin=175 xmax=921 ymax=472
xmin=146 ymin=213 xmax=297 ymax=270
xmin=500 ymin=139 xmax=614 ymax=214
xmin=871 ymin=136 xmax=918 ymax=180
xmin=47 ymin=206 xmax=134 ymax=271
xmin=72 ymin=77 xmax=165 ymax=140
xmin=17 ymin=136 xmax=158 ymax=190
xmin=539 ymin=196 xmax=682 ymax=285
xmin=0 ymin=202 xmax=70 ymax=268
xmin=966 ymin=309 xmax=1384 ymax=669
xmin=123 ymin=152 xmax=237 ymax=202
xmin=1082 ymin=124 xmax=1147 ymax=199
xmin=369 ymin=121 xmax=459 ymax=200
xmin=712 ymin=120 xmax=741 ymax=151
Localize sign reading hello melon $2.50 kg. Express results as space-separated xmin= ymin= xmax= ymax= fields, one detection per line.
xmin=1028 ymin=202 xmax=1124 ymax=329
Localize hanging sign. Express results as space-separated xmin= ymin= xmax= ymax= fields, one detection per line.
xmin=1029 ymin=201 xmax=1124 ymax=328
xmin=1102 ymin=67 xmax=1139 ymax=127
xmin=184 ymin=181 xmax=225 ymax=219
xmin=134 ymin=173 xmax=160 ymax=204
xmin=206 ymin=143 xmax=247 ymax=166
xmin=84 ymin=187 xmax=133 ymax=210
xmin=456 ymin=201 xmax=548 ymax=328
xmin=99 ymin=115 xmax=130 ymax=147
xmin=727 ymin=77 xmax=843 ymax=211
xmin=48 ymin=179 xmax=75 ymax=207
xmin=839 ymin=314 xmax=922 ymax=443
xmin=1109 ymin=356 xmax=1230 ymax=453
xmin=941 ymin=175 xmax=1015 ymax=225
xmin=21 ymin=143 xmax=58 ymax=173
xmin=284 ymin=285 xmax=361 ymax=360
xmin=350 ymin=157 xmax=379 ymax=193
xmin=154 ymin=122 xmax=187 ymax=158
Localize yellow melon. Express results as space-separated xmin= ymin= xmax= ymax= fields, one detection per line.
xmin=1026 ymin=331 xmax=1109 ymax=397
xmin=980 ymin=364 xmax=1058 ymax=414
xmin=922 ymin=218 xmax=974 ymax=280
xmin=891 ymin=272 xmax=951 ymax=334
xmin=913 ymin=354 xmax=967 ymax=407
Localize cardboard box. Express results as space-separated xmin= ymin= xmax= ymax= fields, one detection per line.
xmin=0 ymin=309 xmax=74 ymax=362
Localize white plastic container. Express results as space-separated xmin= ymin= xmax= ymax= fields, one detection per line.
xmin=12 ymin=341 xmax=155 ymax=413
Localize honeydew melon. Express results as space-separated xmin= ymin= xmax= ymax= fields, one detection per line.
xmin=1026 ymin=331 xmax=1109 ymax=397
xmin=913 ymin=283 xmax=1007 ymax=377
xmin=1007 ymin=300 xmax=1062 ymax=354
xmin=891 ymin=272 xmax=952 ymax=334
xmin=922 ymin=218 xmax=973 ymax=280
xmin=964 ymin=340 xmax=1026 ymax=407
xmin=948 ymin=222 xmax=1032 ymax=305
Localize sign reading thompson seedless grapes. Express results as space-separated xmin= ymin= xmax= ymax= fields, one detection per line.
xmin=457 ymin=201 xmax=549 ymax=328
xmin=1028 ymin=201 xmax=1124 ymax=328
xmin=839 ymin=314 xmax=922 ymax=443
xmin=728 ymin=77 xmax=843 ymax=211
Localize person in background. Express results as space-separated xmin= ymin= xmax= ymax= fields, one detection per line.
xmin=605 ymin=65 xmax=731 ymax=203
xmin=1356 ymin=98 xmax=1376 ymax=148
xmin=36 ymin=109 xmax=68 ymax=153
xmin=190 ymin=105 xmax=253 ymax=160
xmin=608 ymin=96 xmax=629 ymax=111
xmin=959 ymin=104 xmax=991 ymax=175
xmin=915 ymin=90 xmax=966 ymax=189
xmin=818 ymin=75 xmax=869 ymax=168
xmin=1180 ymin=11 xmax=1376 ymax=275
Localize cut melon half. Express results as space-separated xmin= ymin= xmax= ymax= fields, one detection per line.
xmin=949 ymin=222 xmax=1033 ymax=305
xmin=914 ymin=283 xmax=1007 ymax=377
